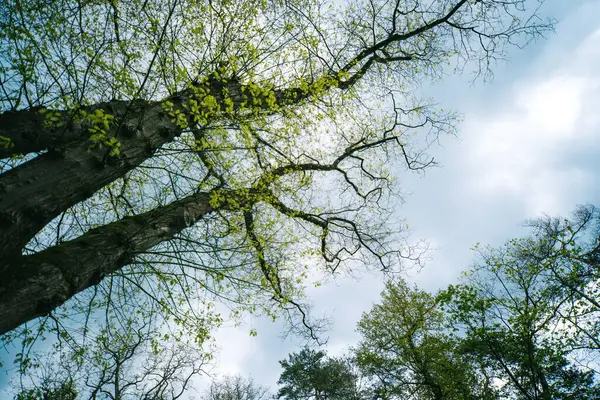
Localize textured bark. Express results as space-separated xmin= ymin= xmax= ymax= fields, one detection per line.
xmin=0 ymin=76 xmax=319 ymax=262
xmin=0 ymin=106 xmax=92 ymax=158
xmin=0 ymin=76 xmax=311 ymax=158
xmin=0 ymin=107 xmax=58 ymax=158
xmin=0 ymin=188 xmax=259 ymax=335
xmin=0 ymin=99 xmax=182 ymax=263
xmin=0 ymin=2 xmax=468 ymax=260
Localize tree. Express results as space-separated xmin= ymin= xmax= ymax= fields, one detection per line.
xmin=204 ymin=375 xmax=270 ymax=400
xmin=0 ymin=0 xmax=553 ymax=352
xmin=277 ymin=348 xmax=360 ymax=400
xmin=11 ymin=310 xmax=210 ymax=399
xmin=355 ymin=279 xmax=497 ymax=400
xmin=521 ymin=204 xmax=600 ymax=353
xmin=439 ymin=205 xmax=600 ymax=399
xmin=15 ymin=380 xmax=77 ymax=400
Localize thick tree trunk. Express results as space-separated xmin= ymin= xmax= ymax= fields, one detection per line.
xmin=0 ymin=105 xmax=101 ymax=158
xmin=0 ymin=76 xmax=311 ymax=158
xmin=0 ymin=187 xmax=259 ymax=335
xmin=0 ymin=77 xmax=317 ymax=262
xmin=0 ymin=72 xmax=340 ymax=333
xmin=0 ymin=100 xmax=183 ymax=264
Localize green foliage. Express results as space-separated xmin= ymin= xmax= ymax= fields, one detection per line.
xmin=355 ymin=280 xmax=497 ymax=400
xmin=353 ymin=205 xmax=600 ymax=400
xmin=14 ymin=379 xmax=77 ymax=400
xmin=440 ymin=205 xmax=600 ymax=399
xmin=277 ymin=348 xmax=360 ymax=400
xmin=11 ymin=309 xmax=211 ymax=399
xmin=75 ymin=109 xmax=120 ymax=155
xmin=0 ymin=134 xmax=13 ymax=149
xmin=0 ymin=0 xmax=556 ymax=394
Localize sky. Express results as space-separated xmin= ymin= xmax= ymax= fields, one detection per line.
xmin=205 ymin=0 xmax=600 ymax=394
xmin=2 ymin=0 xmax=600 ymax=397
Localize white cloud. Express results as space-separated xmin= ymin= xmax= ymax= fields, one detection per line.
xmin=464 ymin=28 xmax=600 ymax=215
xmin=517 ymin=76 xmax=585 ymax=136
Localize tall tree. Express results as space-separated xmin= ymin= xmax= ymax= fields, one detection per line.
xmin=0 ymin=0 xmax=553 ymax=349
xmin=355 ymin=206 xmax=600 ymax=400
xmin=355 ymin=279 xmax=497 ymax=400
xmin=520 ymin=204 xmax=600 ymax=353
xmin=440 ymin=205 xmax=600 ymax=399
xmin=277 ymin=348 xmax=360 ymax=400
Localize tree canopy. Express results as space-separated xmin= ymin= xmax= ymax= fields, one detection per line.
xmin=9 ymin=202 xmax=599 ymax=398
xmin=439 ymin=204 xmax=600 ymax=399
xmin=0 ymin=0 xmax=554 ymax=384
xmin=11 ymin=304 xmax=210 ymax=399
xmin=354 ymin=205 xmax=600 ymax=400
xmin=355 ymin=280 xmax=495 ymax=400
xmin=204 ymin=375 xmax=270 ymax=400
xmin=277 ymin=348 xmax=360 ymax=400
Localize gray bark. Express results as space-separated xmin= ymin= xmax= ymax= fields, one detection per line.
xmin=0 ymin=76 xmax=314 ymax=263
xmin=0 ymin=99 xmax=182 ymax=264
xmin=0 ymin=187 xmax=258 ymax=335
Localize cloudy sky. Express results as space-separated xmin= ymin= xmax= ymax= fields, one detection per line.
xmin=2 ymin=0 xmax=600 ymax=397
xmin=206 ymin=0 xmax=600 ymax=393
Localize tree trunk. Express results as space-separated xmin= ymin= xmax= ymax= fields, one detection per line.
xmin=0 ymin=104 xmax=111 ymax=158
xmin=0 ymin=75 xmax=319 ymax=263
xmin=0 ymin=187 xmax=260 ymax=335
xmin=0 ymin=71 xmax=334 ymax=335
xmin=0 ymin=107 xmax=67 ymax=158
xmin=0 ymin=99 xmax=184 ymax=264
